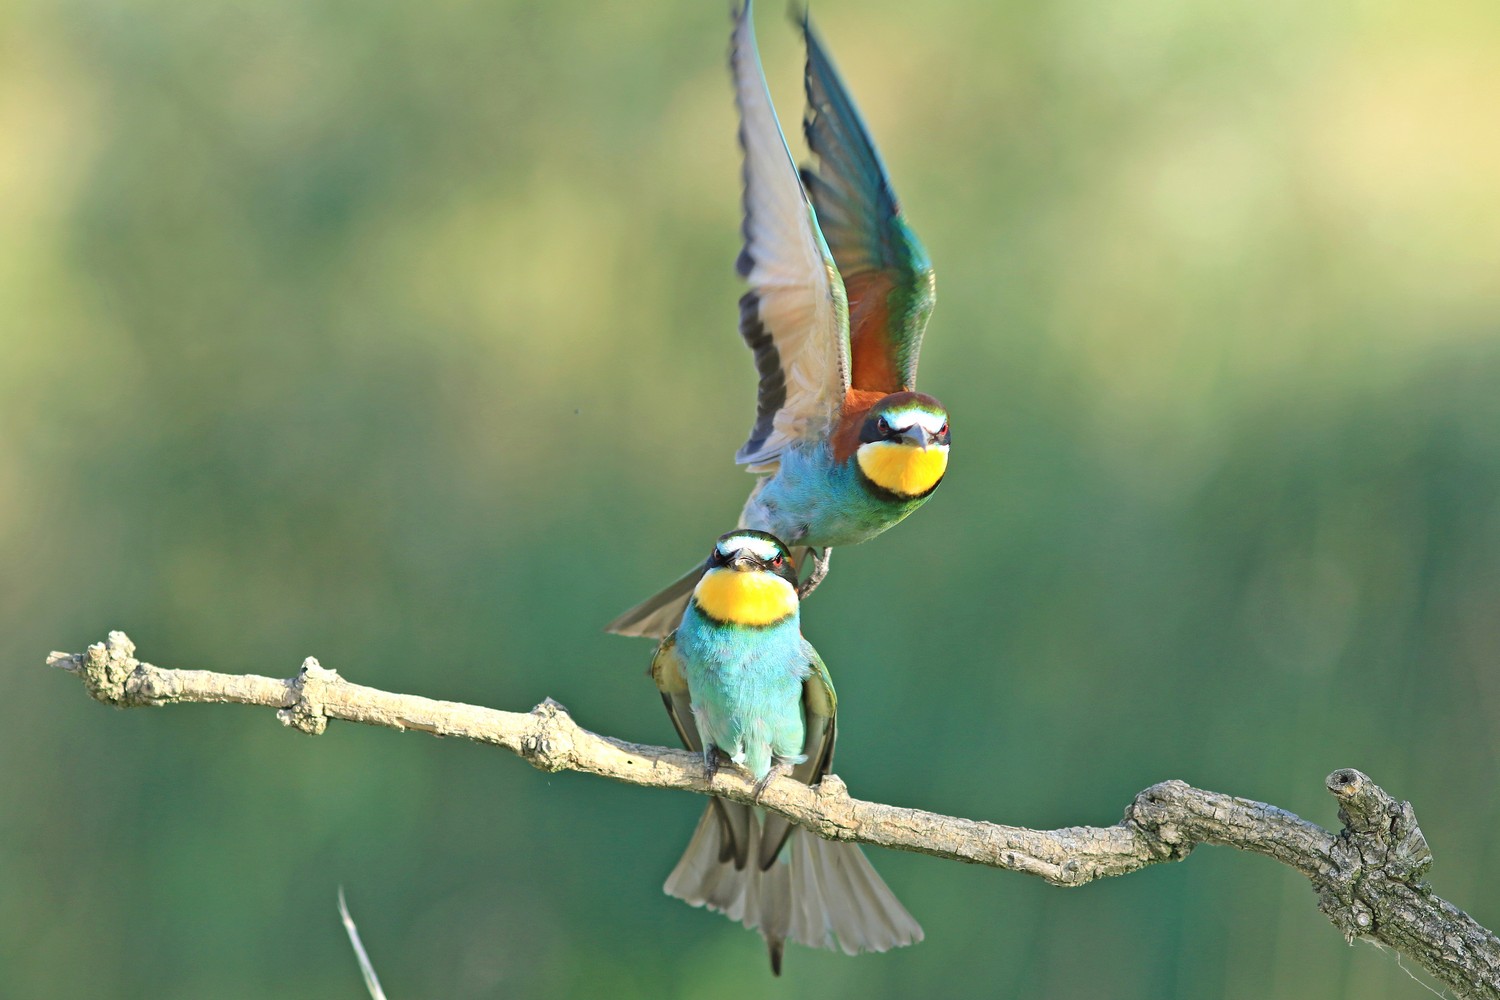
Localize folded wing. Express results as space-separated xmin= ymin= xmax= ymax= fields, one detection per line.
xmin=757 ymin=645 xmax=837 ymax=869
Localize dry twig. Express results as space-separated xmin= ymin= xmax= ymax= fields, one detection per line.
xmin=48 ymin=632 xmax=1500 ymax=998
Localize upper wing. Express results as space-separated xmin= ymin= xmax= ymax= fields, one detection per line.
xmin=799 ymin=12 xmax=935 ymax=394
xmin=756 ymin=643 xmax=838 ymax=870
xmin=731 ymin=1 xmax=851 ymax=468
xmin=650 ymin=633 xmax=751 ymax=868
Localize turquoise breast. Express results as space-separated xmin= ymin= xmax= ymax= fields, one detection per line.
xmin=674 ymin=605 xmax=811 ymax=780
xmin=745 ymin=442 xmax=929 ymax=548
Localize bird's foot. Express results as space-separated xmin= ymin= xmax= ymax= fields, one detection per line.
xmin=797 ymin=548 xmax=832 ymax=599
xmin=753 ymin=760 xmax=796 ymax=802
xmin=702 ymin=746 xmax=723 ymax=784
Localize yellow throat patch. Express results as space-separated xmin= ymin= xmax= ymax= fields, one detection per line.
xmin=693 ymin=568 xmax=797 ymax=626
xmin=857 ymin=442 xmax=949 ymax=498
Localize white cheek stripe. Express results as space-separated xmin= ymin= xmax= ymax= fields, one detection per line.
xmin=716 ymin=533 xmax=783 ymax=562
xmin=882 ymin=408 xmax=947 ymax=435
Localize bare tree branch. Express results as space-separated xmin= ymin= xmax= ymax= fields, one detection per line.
xmin=48 ymin=631 xmax=1500 ymax=999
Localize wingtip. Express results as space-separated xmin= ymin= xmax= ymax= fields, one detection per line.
xmin=785 ymin=0 xmax=809 ymax=31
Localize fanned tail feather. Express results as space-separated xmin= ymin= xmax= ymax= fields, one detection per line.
xmin=665 ymin=803 xmax=922 ymax=974
xmin=798 ymin=830 xmax=923 ymax=955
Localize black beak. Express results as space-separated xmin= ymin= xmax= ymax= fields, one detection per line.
xmin=727 ymin=552 xmax=756 ymax=571
xmin=901 ymin=425 xmax=935 ymax=451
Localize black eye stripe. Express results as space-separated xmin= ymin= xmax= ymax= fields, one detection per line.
xmin=709 ymin=543 xmax=788 ymax=565
xmin=861 ymin=411 xmax=950 ymax=444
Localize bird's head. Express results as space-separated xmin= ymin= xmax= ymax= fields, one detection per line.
xmin=855 ymin=391 xmax=950 ymax=499
xmin=691 ymin=529 xmax=800 ymax=626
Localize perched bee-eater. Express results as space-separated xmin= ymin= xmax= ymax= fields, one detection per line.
xmin=651 ymin=529 xmax=923 ymax=973
xmin=608 ymin=1 xmax=949 ymax=638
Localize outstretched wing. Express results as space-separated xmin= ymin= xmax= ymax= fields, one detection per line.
xmin=731 ymin=1 xmax=850 ymax=468
xmin=756 ymin=644 xmax=838 ymax=870
xmin=799 ymin=12 xmax=935 ymax=394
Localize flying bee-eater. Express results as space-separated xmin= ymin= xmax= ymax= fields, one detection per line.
xmin=608 ymin=1 xmax=949 ymax=639
xmin=651 ymin=529 xmax=923 ymax=973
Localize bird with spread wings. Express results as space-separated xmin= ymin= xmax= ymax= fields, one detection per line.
xmin=608 ymin=1 xmax=949 ymax=639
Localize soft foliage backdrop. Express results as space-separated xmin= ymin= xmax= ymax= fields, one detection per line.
xmin=3 ymin=0 xmax=1499 ymax=996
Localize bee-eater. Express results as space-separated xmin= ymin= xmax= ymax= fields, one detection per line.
xmin=608 ymin=1 xmax=949 ymax=639
xmin=650 ymin=529 xmax=923 ymax=973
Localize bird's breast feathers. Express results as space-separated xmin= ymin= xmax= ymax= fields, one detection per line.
xmin=856 ymin=441 xmax=949 ymax=499
xmin=692 ymin=567 xmax=799 ymax=626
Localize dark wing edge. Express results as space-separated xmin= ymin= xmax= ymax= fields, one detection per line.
xmin=731 ymin=0 xmax=851 ymax=468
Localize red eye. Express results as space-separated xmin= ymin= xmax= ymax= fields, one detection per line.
xmin=772 ymin=554 xmax=784 ymax=567
xmin=939 ymin=423 xmax=948 ymax=436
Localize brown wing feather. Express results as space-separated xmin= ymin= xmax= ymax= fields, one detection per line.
xmin=829 ymin=387 xmax=887 ymax=463
xmin=844 ymin=271 xmax=901 ymax=392
xmin=799 ymin=14 xmax=935 ymax=395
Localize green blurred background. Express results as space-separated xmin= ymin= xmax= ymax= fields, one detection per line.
xmin=4 ymin=0 xmax=1499 ymax=996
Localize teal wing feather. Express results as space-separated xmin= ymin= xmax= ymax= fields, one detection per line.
xmin=756 ymin=644 xmax=838 ymax=870
xmin=651 ymin=633 xmax=751 ymax=867
xmin=798 ymin=12 xmax=935 ymax=394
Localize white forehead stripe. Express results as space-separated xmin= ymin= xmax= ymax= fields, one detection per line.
xmin=716 ymin=534 xmax=782 ymax=562
xmin=882 ymin=407 xmax=947 ymax=435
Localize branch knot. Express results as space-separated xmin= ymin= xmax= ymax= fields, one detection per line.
xmin=48 ymin=631 xmax=157 ymax=707
xmin=520 ymin=699 xmax=572 ymax=772
xmin=84 ymin=631 xmax=137 ymax=704
xmin=1126 ymin=780 xmax=1198 ymax=863
xmin=1317 ymin=768 xmax=1435 ymax=942
xmin=278 ymin=658 xmax=339 ymax=735
xmin=804 ymin=774 xmax=858 ymax=841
